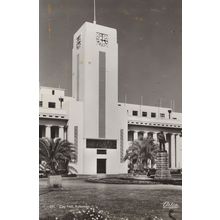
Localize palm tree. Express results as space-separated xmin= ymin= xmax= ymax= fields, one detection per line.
xmin=124 ymin=136 xmax=159 ymax=174
xmin=39 ymin=137 xmax=77 ymax=175
xmin=140 ymin=136 xmax=159 ymax=168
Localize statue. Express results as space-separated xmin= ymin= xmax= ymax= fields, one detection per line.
xmin=155 ymin=131 xmax=171 ymax=180
xmin=157 ymin=131 xmax=166 ymax=152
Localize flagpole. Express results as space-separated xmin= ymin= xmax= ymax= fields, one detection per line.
xmin=158 ymin=98 xmax=161 ymax=118
xmin=93 ymin=0 xmax=96 ymax=24
xmin=140 ymin=96 xmax=143 ymax=116
xmin=124 ymin=94 xmax=127 ymax=106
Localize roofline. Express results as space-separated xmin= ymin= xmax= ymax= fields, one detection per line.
xmin=118 ymin=102 xmax=182 ymax=114
xmin=39 ymin=86 xmax=66 ymax=91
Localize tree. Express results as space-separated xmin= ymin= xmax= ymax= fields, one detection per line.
xmin=140 ymin=136 xmax=159 ymax=168
xmin=124 ymin=136 xmax=159 ymax=174
xmin=39 ymin=137 xmax=77 ymax=175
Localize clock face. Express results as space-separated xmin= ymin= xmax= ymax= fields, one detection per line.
xmin=76 ymin=35 xmax=81 ymax=49
xmin=96 ymin=32 xmax=108 ymax=47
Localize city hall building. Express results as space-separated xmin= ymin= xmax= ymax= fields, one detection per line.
xmin=39 ymin=21 xmax=182 ymax=175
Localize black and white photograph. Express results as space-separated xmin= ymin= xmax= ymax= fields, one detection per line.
xmin=39 ymin=0 xmax=182 ymax=219
xmin=4 ymin=0 xmax=220 ymax=219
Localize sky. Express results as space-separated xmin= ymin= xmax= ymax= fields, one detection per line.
xmin=39 ymin=0 xmax=182 ymax=112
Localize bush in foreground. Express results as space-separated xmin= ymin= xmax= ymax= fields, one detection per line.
xmin=40 ymin=205 xmax=128 ymax=220
xmin=39 ymin=204 xmax=166 ymax=220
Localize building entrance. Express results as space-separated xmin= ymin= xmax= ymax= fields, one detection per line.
xmin=97 ymin=159 xmax=106 ymax=174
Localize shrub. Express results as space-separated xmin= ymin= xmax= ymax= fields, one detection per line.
xmin=39 ymin=138 xmax=77 ymax=175
xmin=40 ymin=205 xmax=129 ymax=220
xmin=63 ymin=206 xmax=110 ymax=219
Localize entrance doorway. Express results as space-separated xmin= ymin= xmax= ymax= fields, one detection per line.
xmin=39 ymin=125 xmax=45 ymax=138
xmin=51 ymin=126 xmax=59 ymax=139
xmin=97 ymin=159 xmax=106 ymax=174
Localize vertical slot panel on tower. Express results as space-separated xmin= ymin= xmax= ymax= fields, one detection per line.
xmin=99 ymin=51 xmax=106 ymax=138
xmin=76 ymin=54 xmax=80 ymax=101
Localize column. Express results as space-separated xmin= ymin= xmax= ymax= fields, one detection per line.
xmin=176 ymin=134 xmax=182 ymax=169
xmin=45 ymin=125 xmax=51 ymax=139
xmin=143 ymin=131 xmax=148 ymax=139
xmin=164 ymin=132 xmax=169 ymax=153
xmin=133 ymin=131 xmax=138 ymax=140
xmin=148 ymin=159 xmax=152 ymax=168
xmin=170 ymin=133 xmax=176 ymax=169
xmin=153 ymin=132 xmax=158 ymax=143
xmin=59 ymin=126 xmax=64 ymax=140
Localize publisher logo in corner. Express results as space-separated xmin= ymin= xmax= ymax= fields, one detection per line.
xmin=163 ymin=201 xmax=179 ymax=209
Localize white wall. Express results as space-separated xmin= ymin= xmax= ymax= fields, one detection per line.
xmin=72 ymin=22 xmax=128 ymax=174
xmin=66 ymin=98 xmax=84 ymax=174
xmin=120 ymin=102 xmax=182 ymax=121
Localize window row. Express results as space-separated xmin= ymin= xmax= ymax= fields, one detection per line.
xmin=132 ymin=111 xmax=166 ymax=118
xmin=39 ymin=101 xmax=56 ymax=108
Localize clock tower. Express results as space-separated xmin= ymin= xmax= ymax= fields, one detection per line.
xmin=71 ymin=22 xmax=127 ymax=174
xmin=72 ymin=21 xmax=118 ymax=139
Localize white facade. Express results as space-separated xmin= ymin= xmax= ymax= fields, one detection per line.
xmin=124 ymin=103 xmax=182 ymax=169
xmin=39 ymin=21 xmax=182 ymax=174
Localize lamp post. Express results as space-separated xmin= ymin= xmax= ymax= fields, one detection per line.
xmin=168 ymin=109 xmax=172 ymax=119
xmin=59 ymin=97 xmax=64 ymax=109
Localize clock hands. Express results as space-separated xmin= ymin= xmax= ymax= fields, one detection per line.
xmin=96 ymin=32 xmax=108 ymax=46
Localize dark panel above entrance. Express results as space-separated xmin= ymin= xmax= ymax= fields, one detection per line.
xmin=86 ymin=139 xmax=117 ymax=149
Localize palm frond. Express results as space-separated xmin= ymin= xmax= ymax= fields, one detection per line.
xmin=124 ymin=136 xmax=159 ymax=172
xmin=39 ymin=137 xmax=77 ymax=174
xmin=39 ymin=138 xmax=51 ymax=161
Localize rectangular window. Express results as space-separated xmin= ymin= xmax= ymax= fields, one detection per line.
xmin=48 ymin=102 xmax=56 ymax=108
xmin=52 ymin=90 xmax=55 ymax=95
xmin=132 ymin=110 xmax=138 ymax=116
xmin=142 ymin=111 xmax=147 ymax=117
xmin=160 ymin=113 xmax=165 ymax=118
xmin=97 ymin=149 xmax=107 ymax=154
xmin=128 ymin=131 xmax=134 ymax=141
xmin=51 ymin=126 xmax=59 ymax=139
xmin=39 ymin=101 xmax=43 ymax=107
xmin=151 ymin=112 xmax=156 ymax=118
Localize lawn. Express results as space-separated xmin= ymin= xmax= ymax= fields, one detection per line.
xmin=39 ymin=178 xmax=182 ymax=220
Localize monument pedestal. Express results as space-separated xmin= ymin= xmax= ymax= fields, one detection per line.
xmin=155 ymin=151 xmax=171 ymax=180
